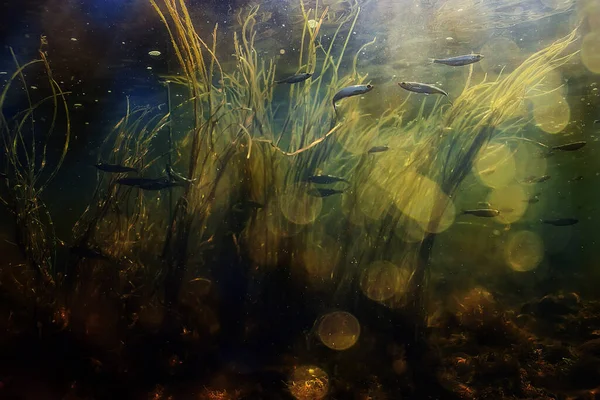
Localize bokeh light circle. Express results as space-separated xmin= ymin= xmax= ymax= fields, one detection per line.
xmin=360 ymin=261 xmax=410 ymax=302
xmin=505 ymin=230 xmax=544 ymax=272
xmin=317 ymin=311 xmax=360 ymax=351
xmin=487 ymin=183 xmax=528 ymax=224
xmin=475 ymin=143 xmax=516 ymax=188
xmin=532 ymin=95 xmax=570 ymax=134
xmin=279 ymin=185 xmax=322 ymax=225
xmin=582 ymin=32 xmax=600 ymax=74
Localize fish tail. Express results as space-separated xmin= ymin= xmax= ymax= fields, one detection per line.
xmin=429 ymin=58 xmax=437 ymax=64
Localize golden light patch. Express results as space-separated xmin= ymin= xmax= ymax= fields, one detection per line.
xmin=505 ymin=230 xmax=544 ymax=272
xmin=302 ymin=236 xmax=340 ymax=283
xmin=582 ymin=32 xmax=600 ymax=74
xmin=487 ymin=184 xmax=528 ymax=224
xmin=389 ymin=170 xmax=455 ymax=233
xmin=479 ymin=37 xmax=521 ymax=78
xmin=360 ymin=261 xmax=410 ymax=303
xmin=317 ymin=311 xmax=361 ymax=351
xmin=533 ymin=95 xmax=570 ymax=134
xmin=279 ymin=184 xmax=322 ymax=225
xmin=475 ymin=143 xmax=516 ymax=189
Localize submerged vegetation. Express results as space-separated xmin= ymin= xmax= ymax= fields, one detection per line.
xmin=0 ymin=0 xmax=597 ymax=398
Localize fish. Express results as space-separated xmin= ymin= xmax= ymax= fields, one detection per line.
xmin=569 ymin=175 xmax=584 ymax=182
xmin=398 ymin=81 xmax=448 ymax=97
xmin=117 ymin=176 xmax=184 ymax=190
xmin=307 ymin=188 xmax=344 ymax=197
xmin=543 ymin=218 xmax=578 ymax=226
xmin=368 ymin=145 xmax=389 ymax=153
xmin=524 ymin=196 xmax=540 ymax=204
xmin=521 ymin=175 xmax=551 ymax=184
xmin=594 ymin=119 xmax=599 ymax=124
xmin=276 ymin=72 xmax=312 ymax=84
xmin=94 ymin=162 xmax=137 ymax=173
xmin=332 ymin=84 xmax=374 ymax=113
xmin=304 ymin=174 xmax=350 ymax=184
xmin=551 ymin=141 xmax=587 ymax=151
xmin=166 ymin=163 xmax=195 ymax=184
xmin=430 ymin=54 xmax=484 ymax=66
xmin=462 ymin=208 xmax=500 ymax=217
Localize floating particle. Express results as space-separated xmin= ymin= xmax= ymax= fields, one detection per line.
xmin=74 ymin=103 xmax=83 ymax=108
xmin=30 ymin=86 xmax=38 ymax=90
xmin=280 ymin=49 xmax=286 ymax=55
xmin=307 ymin=19 xmax=318 ymax=29
xmin=148 ymin=50 xmax=161 ymax=57
xmin=317 ymin=311 xmax=360 ymax=351
xmin=0 ymin=71 xmax=7 ymax=75
xmin=147 ymin=66 xmax=153 ymax=70
xmin=70 ymin=37 xmax=77 ymax=41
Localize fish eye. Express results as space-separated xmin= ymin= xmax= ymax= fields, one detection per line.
xmin=367 ymin=84 xmax=373 ymax=89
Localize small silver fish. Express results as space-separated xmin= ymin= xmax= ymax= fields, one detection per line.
xmin=462 ymin=208 xmax=500 ymax=217
xmin=276 ymin=72 xmax=312 ymax=84
xmin=368 ymin=146 xmax=389 ymax=153
xmin=398 ymin=81 xmax=448 ymax=97
xmin=551 ymin=141 xmax=586 ymax=151
xmin=332 ymin=84 xmax=374 ymax=113
xmin=431 ymin=54 xmax=484 ymax=66
xmin=522 ymin=175 xmax=551 ymax=184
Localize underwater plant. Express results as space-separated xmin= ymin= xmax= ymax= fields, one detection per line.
xmin=0 ymin=37 xmax=70 ymax=292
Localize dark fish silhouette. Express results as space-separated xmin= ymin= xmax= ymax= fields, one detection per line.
xmin=307 ymin=188 xmax=344 ymax=197
xmin=276 ymin=72 xmax=312 ymax=84
xmin=551 ymin=141 xmax=586 ymax=151
xmin=304 ymin=174 xmax=350 ymax=184
xmin=543 ymin=218 xmax=578 ymax=226
xmin=332 ymin=84 xmax=374 ymax=113
xmin=431 ymin=54 xmax=484 ymax=66
xmin=569 ymin=175 xmax=584 ymax=182
xmin=368 ymin=146 xmax=389 ymax=153
xmin=95 ymin=162 xmax=137 ymax=173
xmin=462 ymin=208 xmax=500 ymax=217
